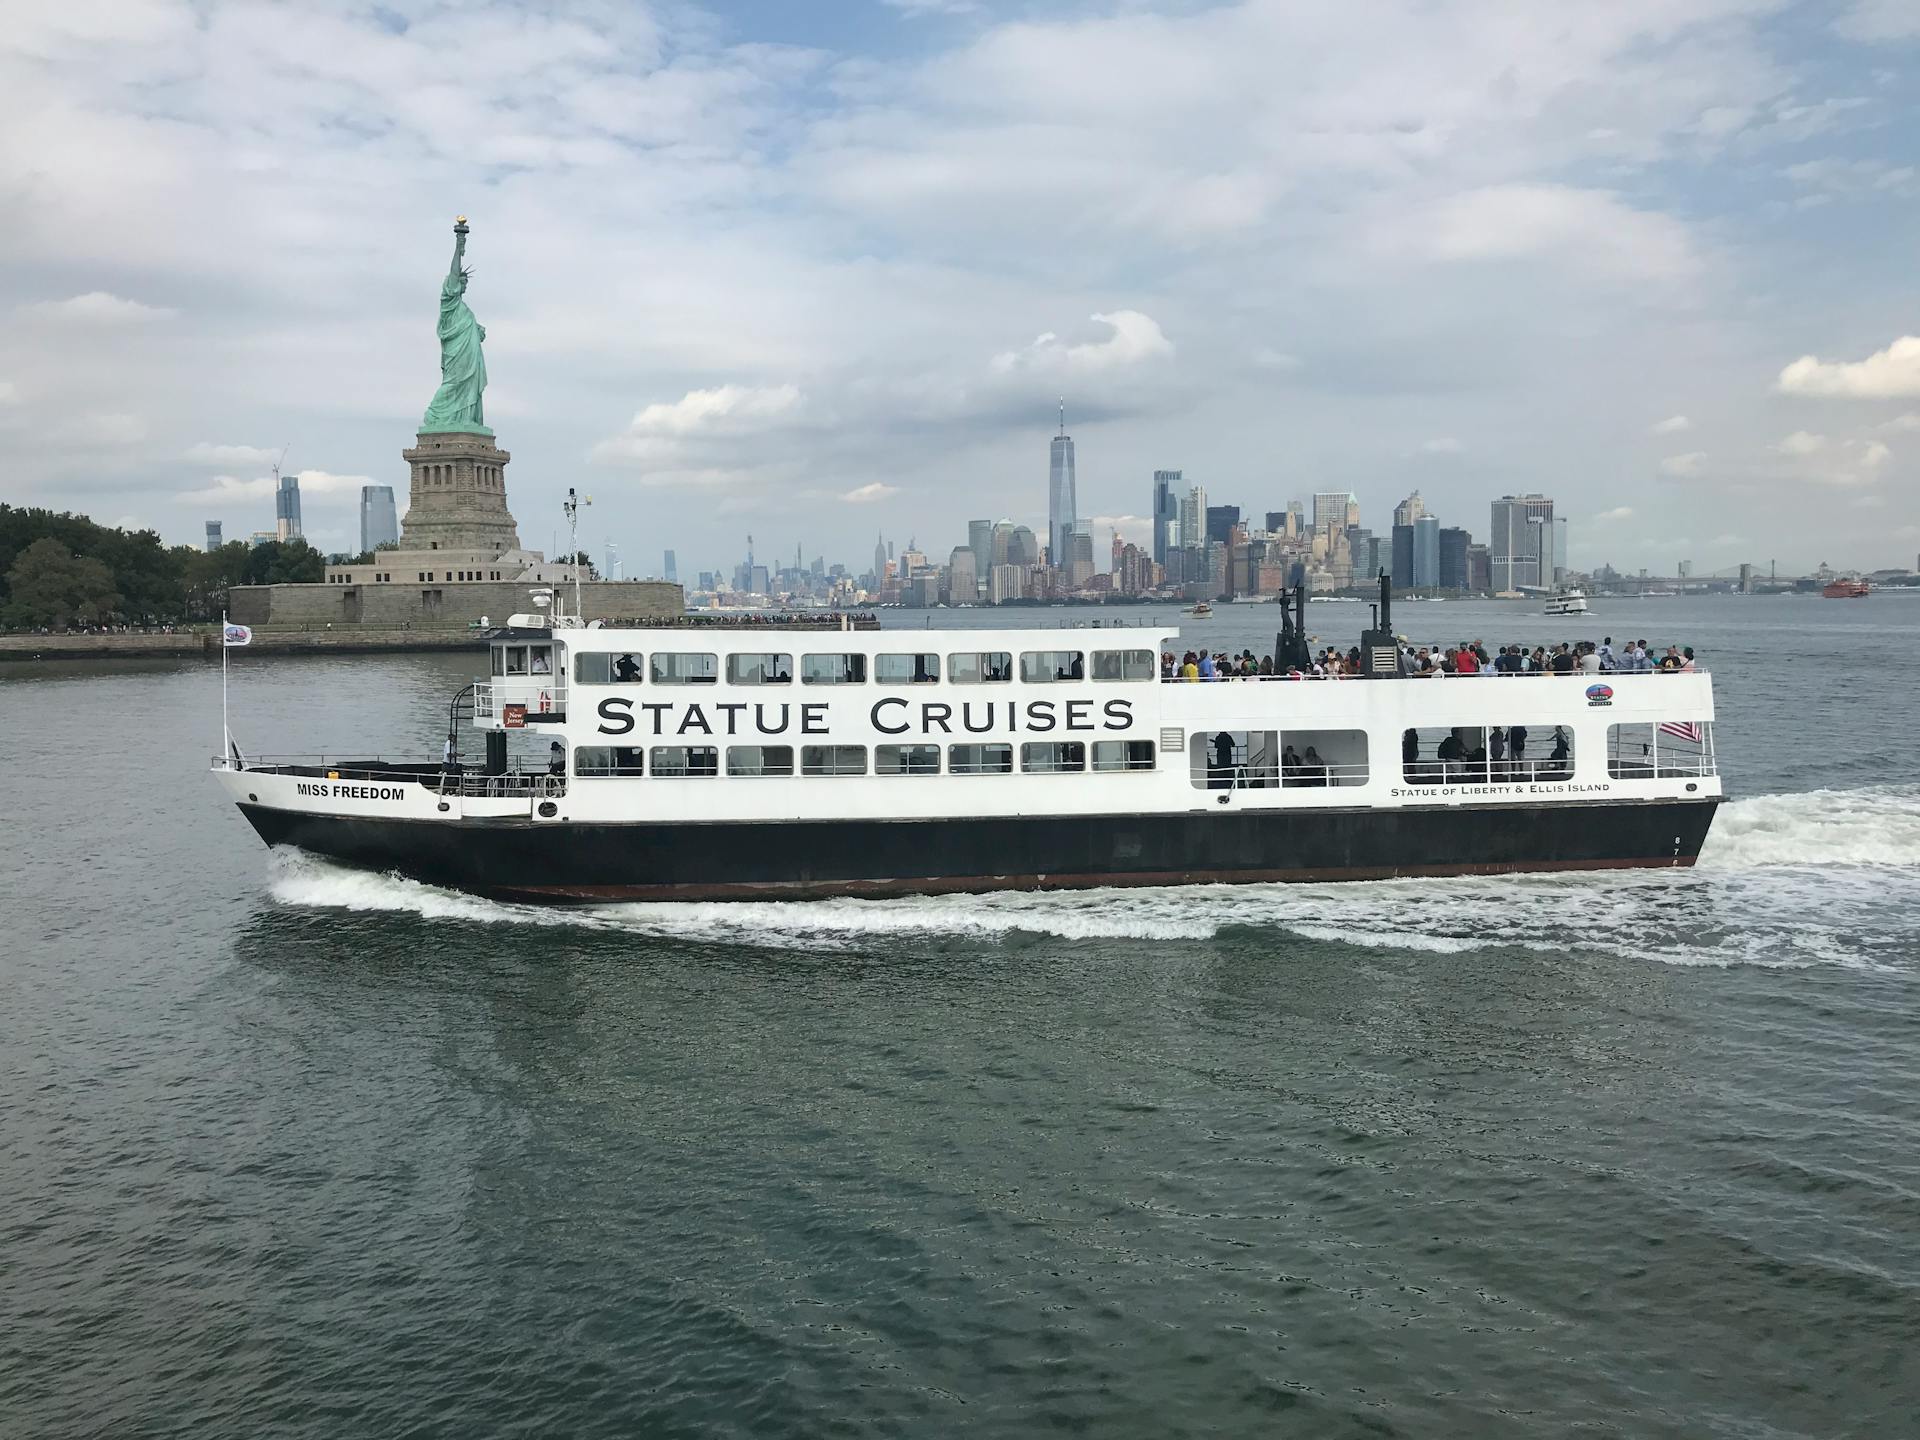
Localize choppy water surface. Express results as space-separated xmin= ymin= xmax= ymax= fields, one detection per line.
xmin=4 ymin=597 xmax=1919 ymax=1438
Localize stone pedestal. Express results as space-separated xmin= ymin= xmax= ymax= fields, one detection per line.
xmin=399 ymin=430 xmax=522 ymax=554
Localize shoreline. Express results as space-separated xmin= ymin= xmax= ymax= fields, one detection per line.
xmin=0 ymin=630 xmax=490 ymax=664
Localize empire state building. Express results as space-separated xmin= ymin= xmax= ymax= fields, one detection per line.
xmin=1048 ymin=400 xmax=1077 ymax=566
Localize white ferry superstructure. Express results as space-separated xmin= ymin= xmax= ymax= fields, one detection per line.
xmin=213 ymin=611 xmax=1724 ymax=902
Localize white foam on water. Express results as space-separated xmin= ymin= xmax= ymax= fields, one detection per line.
xmin=262 ymin=788 xmax=1920 ymax=972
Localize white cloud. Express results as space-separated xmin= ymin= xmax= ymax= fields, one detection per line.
xmin=185 ymin=441 xmax=280 ymax=466
xmin=1879 ymin=413 xmax=1920 ymax=432
xmin=990 ymin=311 xmax=1173 ymax=375
xmin=1383 ymin=185 xmax=1698 ymax=283
xmin=1837 ymin=1 xmax=1920 ymax=42
xmin=1419 ymin=436 xmax=1463 ymax=454
xmin=1660 ymin=452 xmax=1708 ymax=478
xmin=1778 ymin=336 xmax=1920 ymax=398
xmin=1857 ymin=438 xmax=1893 ymax=468
xmin=623 ymin=384 xmax=804 ymax=438
xmin=27 ymin=291 xmax=176 ymax=323
xmin=882 ymin=0 xmax=981 ymax=15
xmin=1251 ymin=347 xmax=1304 ymax=372
xmin=1651 ymin=414 xmax=1692 ymax=435
xmin=1088 ymin=513 xmax=1152 ymax=548
xmin=840 ymin=482 xmax=898 ymax=503
xmin=1595 ymin=506 xmax=1636 ymax=521
xmin=1775 ymin=430 xmax=1827 ymax=455
xmin=172 ymin=468 xmax=374 ymax=504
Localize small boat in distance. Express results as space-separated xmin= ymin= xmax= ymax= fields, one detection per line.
xmin=1822 ymin=578 xmax=1870 ymax=599
xmin=1545 ymin=588 xmax=1590 ymax=616
xmin=1187 ymin=602 xmax=1214 ymax=617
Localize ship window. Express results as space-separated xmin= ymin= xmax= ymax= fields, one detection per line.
xmin=876 ymin=653 xmax=939 ymax=684
xmin=726 ymin=652 xmax=792 ymax=685
xmin=650 ymin=652 xmax=718 ymax=685
xmin=1022 ymin=741 xmax=1085 ymax=773
xmin=801 ymin=653 xmax=866 ymax=685
xmin=1091 ymin=649 xmax=1155 ymax=681
xmin=1401 ymin=726 xmax=1568 ymax=785
xmin=503 ymin=646 xmax=528 ymax=676
xmin=529 ymin=645 xmax=553 ymax=676
xmin=949 ymin=743 xmax=1012 ymax=775
xmin=575 ymin=652 xmax=644 ymax=684
xmin=1093 ymin=739 xmax=1156 ymax=772
xmin=1190 ymin=730 xmax=1280 ymax=790
xmin=650 ymin=745 xmax=719 ymax=777
xmin=801 ymin=744 xmax=867 ymax=776
xmin=573 ymin=746 xmax=642 ymax=777
xmin=490 ymin=647 xmax=504 ymax=677
xmin=1020 ymin=650 xmax=1084 ymax=683
xmin=1281 ymin=730 xmax=1369 ymax=787
xmin=727 ymin=745 xmax=793 ymax=777
xmin=948 ymin=651 xmax=1012 ymax=684
xmin=1608 ymin=723 xmax=1712 ymax=778
xmin=876 ymin=743 xmax=941 ymax=775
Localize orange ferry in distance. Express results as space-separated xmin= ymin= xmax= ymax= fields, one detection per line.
xmin=1822 ymin=578 xmax=1870 ymax=599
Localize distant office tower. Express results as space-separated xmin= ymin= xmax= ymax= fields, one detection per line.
xmin=1007 ymin=525 xmax=1041 ymax=570
xmin=1467 ymin=544 xmax=1492 ymax=593
xmin=1490 ymin=494 xmax=1557 ymax=590
xmin=204 ymin=521 xmax=223 ymax=552
xmin=1205 ymin=505 xmax=1241 ymax=548
xmin=1152 ymin=471 xmax=1182 ymax=566
xmin=1313 ymin=491 xmax=1356 ymax=534
xmin=1346 ymin=526 xmax=1376 ymax=580
xmin=1064 ymin=529 xmax=1095 ymax=590
xmin=1048 ymin=404 xmax=1077 ymax=565
xmin=988 ymin=563 xmax=1024 ymax=605
xmin=969 ymin=520 xmax=994 ymax=569
xmin=1391 ymin=525 xmax=1414 ymax=587
xmin=1438 ymin=526 xmax=1470 ymax=591
xmin=989 ymin=519 xmax=1014 ymax=569
xmin=1393 ymin=490 xmax=1426 ymax=528
xmin=1178 ymin=485 xmax=1207 ymax=555
xmin=1413 ymin=515 xmax=1440 ymax=589
xmin=947 ymin=546 xmax=978 ymax=605
xmin=872 ymin=534 xmax=887 ymax=584
xmin=664 ymin=549 xmax=678 ymax=584
xmin=358 ymin=485 xmax=398 ymax=554
xmin=274 ymin=471 xmax=303 ymax=541
xmin=1554 ymin=517 xmax=1569 ymax=585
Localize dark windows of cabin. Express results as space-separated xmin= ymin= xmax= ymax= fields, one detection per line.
xmin=876 ymin=743 xmax=941 ymax=775
xmin=651 ymin=745 xmax=719 ymax=776
xmin=494 ymin=644 xmax=552 ymax=676
xmin=947 ymin=651 xmax=1012 ymax=684
xmin=1092 ymin=739 xmax=1157 ymax=772
xmin=650 ymin=652 xmax=718 ymax=685
xmin=1021 ymin=740 xmax=1085 ymax=773
xmin=875 ymin=653 xmax=940 ymax=684
xmin=949 ymin=743 xmax=1013 ymax=774
xmin=1401 ymin=726 xmax=1568 ymax=785
xmin=726 ymin=653 xmax=792 ymax=685
xmin=575 ymin=652 xmax=644 ymax=684
xmin=801 ymin=744 xmax=868 ymax=776
xmin=802 ymin=653 xmax=867 ymax=685
xmin=1193 ymin=730 xmax=1367 ymax=790
xmin=1091 ymin=649 xmax=1155 ymax=682
xmin=727 ymin=745 xmax=794 ymax=777
xmin=1020 ymin=650 xmax=1085 ymax=683
xmin=575 ymin=745 xmax=643 ymax=776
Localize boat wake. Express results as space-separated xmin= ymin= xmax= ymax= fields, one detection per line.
xmin=264 ymin=786 xmax=1920 ymax=972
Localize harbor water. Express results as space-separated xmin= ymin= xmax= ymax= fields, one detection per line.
xmin=3 ymin=596 xmax=1917 ymax=1437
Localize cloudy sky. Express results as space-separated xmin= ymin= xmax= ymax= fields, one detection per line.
xmin=5 ymin=0 xmax=1920 ymax=578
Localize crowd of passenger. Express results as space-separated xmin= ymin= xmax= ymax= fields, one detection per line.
xmin=1161 ymin=636 xmax=1697 ymax=680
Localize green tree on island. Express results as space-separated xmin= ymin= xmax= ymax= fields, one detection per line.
xmin=3 ymin=538 xmax=122 ymax=629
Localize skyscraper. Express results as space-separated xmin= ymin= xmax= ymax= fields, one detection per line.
xmin=664 ymin=549 xmax=678 ymax=584
xmin=1048 ymin=402 xmax=1077 ymax=565
xmin=204 ymin=521 xmax=222 ymax=552
xmin=1438 ymin=527 xmax=1470 ymax=591
xmin=1205 ymin=505 xmax=1241 ymax=547
xmin=1178 ymin=485 xmax=1207 ymax=556
xmin=1312 ymin=492 xmax=1355 ymax=535
xmin=358 ymin=484 xmax=398 ymax=554
xmin=1152 ymin=470 xmax=1181 ymax=565
xmin=969 ymin=519 xmax=994 ymax=568
xmin=1490 ymin=494 xmax=1556 ymax=591
xmin=1393 ymin=490 xmax=1426 ymax=528
xmin=274 ymin=471 xmax=303 ymax=541
xmin=947 ymin=546 xmax=978 ymax=605
xmin=1007 ymin=525 xmax=1041 ymax=570
xmin=1413 ymin=515 xmax=1440 ymax=589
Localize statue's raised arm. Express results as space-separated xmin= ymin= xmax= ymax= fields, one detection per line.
xmin=420 ymin=216 xmax=491 ymax=436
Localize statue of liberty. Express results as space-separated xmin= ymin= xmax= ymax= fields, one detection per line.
xmin=420 ymin=217 xmax=492 ymax=435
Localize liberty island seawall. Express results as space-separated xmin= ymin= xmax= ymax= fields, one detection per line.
xmin=3 ymin=595 xmax=1918 ymax=1438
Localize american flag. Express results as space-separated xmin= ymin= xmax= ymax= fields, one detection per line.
xmin=1657 ymin=721 xmax=1702 ymax=743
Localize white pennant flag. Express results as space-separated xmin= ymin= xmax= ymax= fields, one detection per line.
xmin=223 ymin=622 xmax=252 ymax=647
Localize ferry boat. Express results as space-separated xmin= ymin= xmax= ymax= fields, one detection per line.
xmin=1187 ymin=601 xmax=1214 ymax=617
xmin=1822 ymin=578 xmax=1869 ymax=599
xmin=212 ymin=586 xmax=1724 ymax=902
xmin=1545 ymin=588 xmax=1590 ymax=616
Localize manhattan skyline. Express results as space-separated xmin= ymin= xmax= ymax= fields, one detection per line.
xmin=4 ymin=1 xmax=1920 ymax=573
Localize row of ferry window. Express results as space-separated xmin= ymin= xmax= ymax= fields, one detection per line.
xmin=573 ymin=740 xmax=1159 ymax=778
xmin=569 ymin=649 xmax=1158 ymax=686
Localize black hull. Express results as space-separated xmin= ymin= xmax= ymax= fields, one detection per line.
xmin=239 ymin=799 xmax=1721 ymax=903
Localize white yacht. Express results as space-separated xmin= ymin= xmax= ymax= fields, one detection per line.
xmin=1545 ymin=588 xmax=1590 ymax=616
